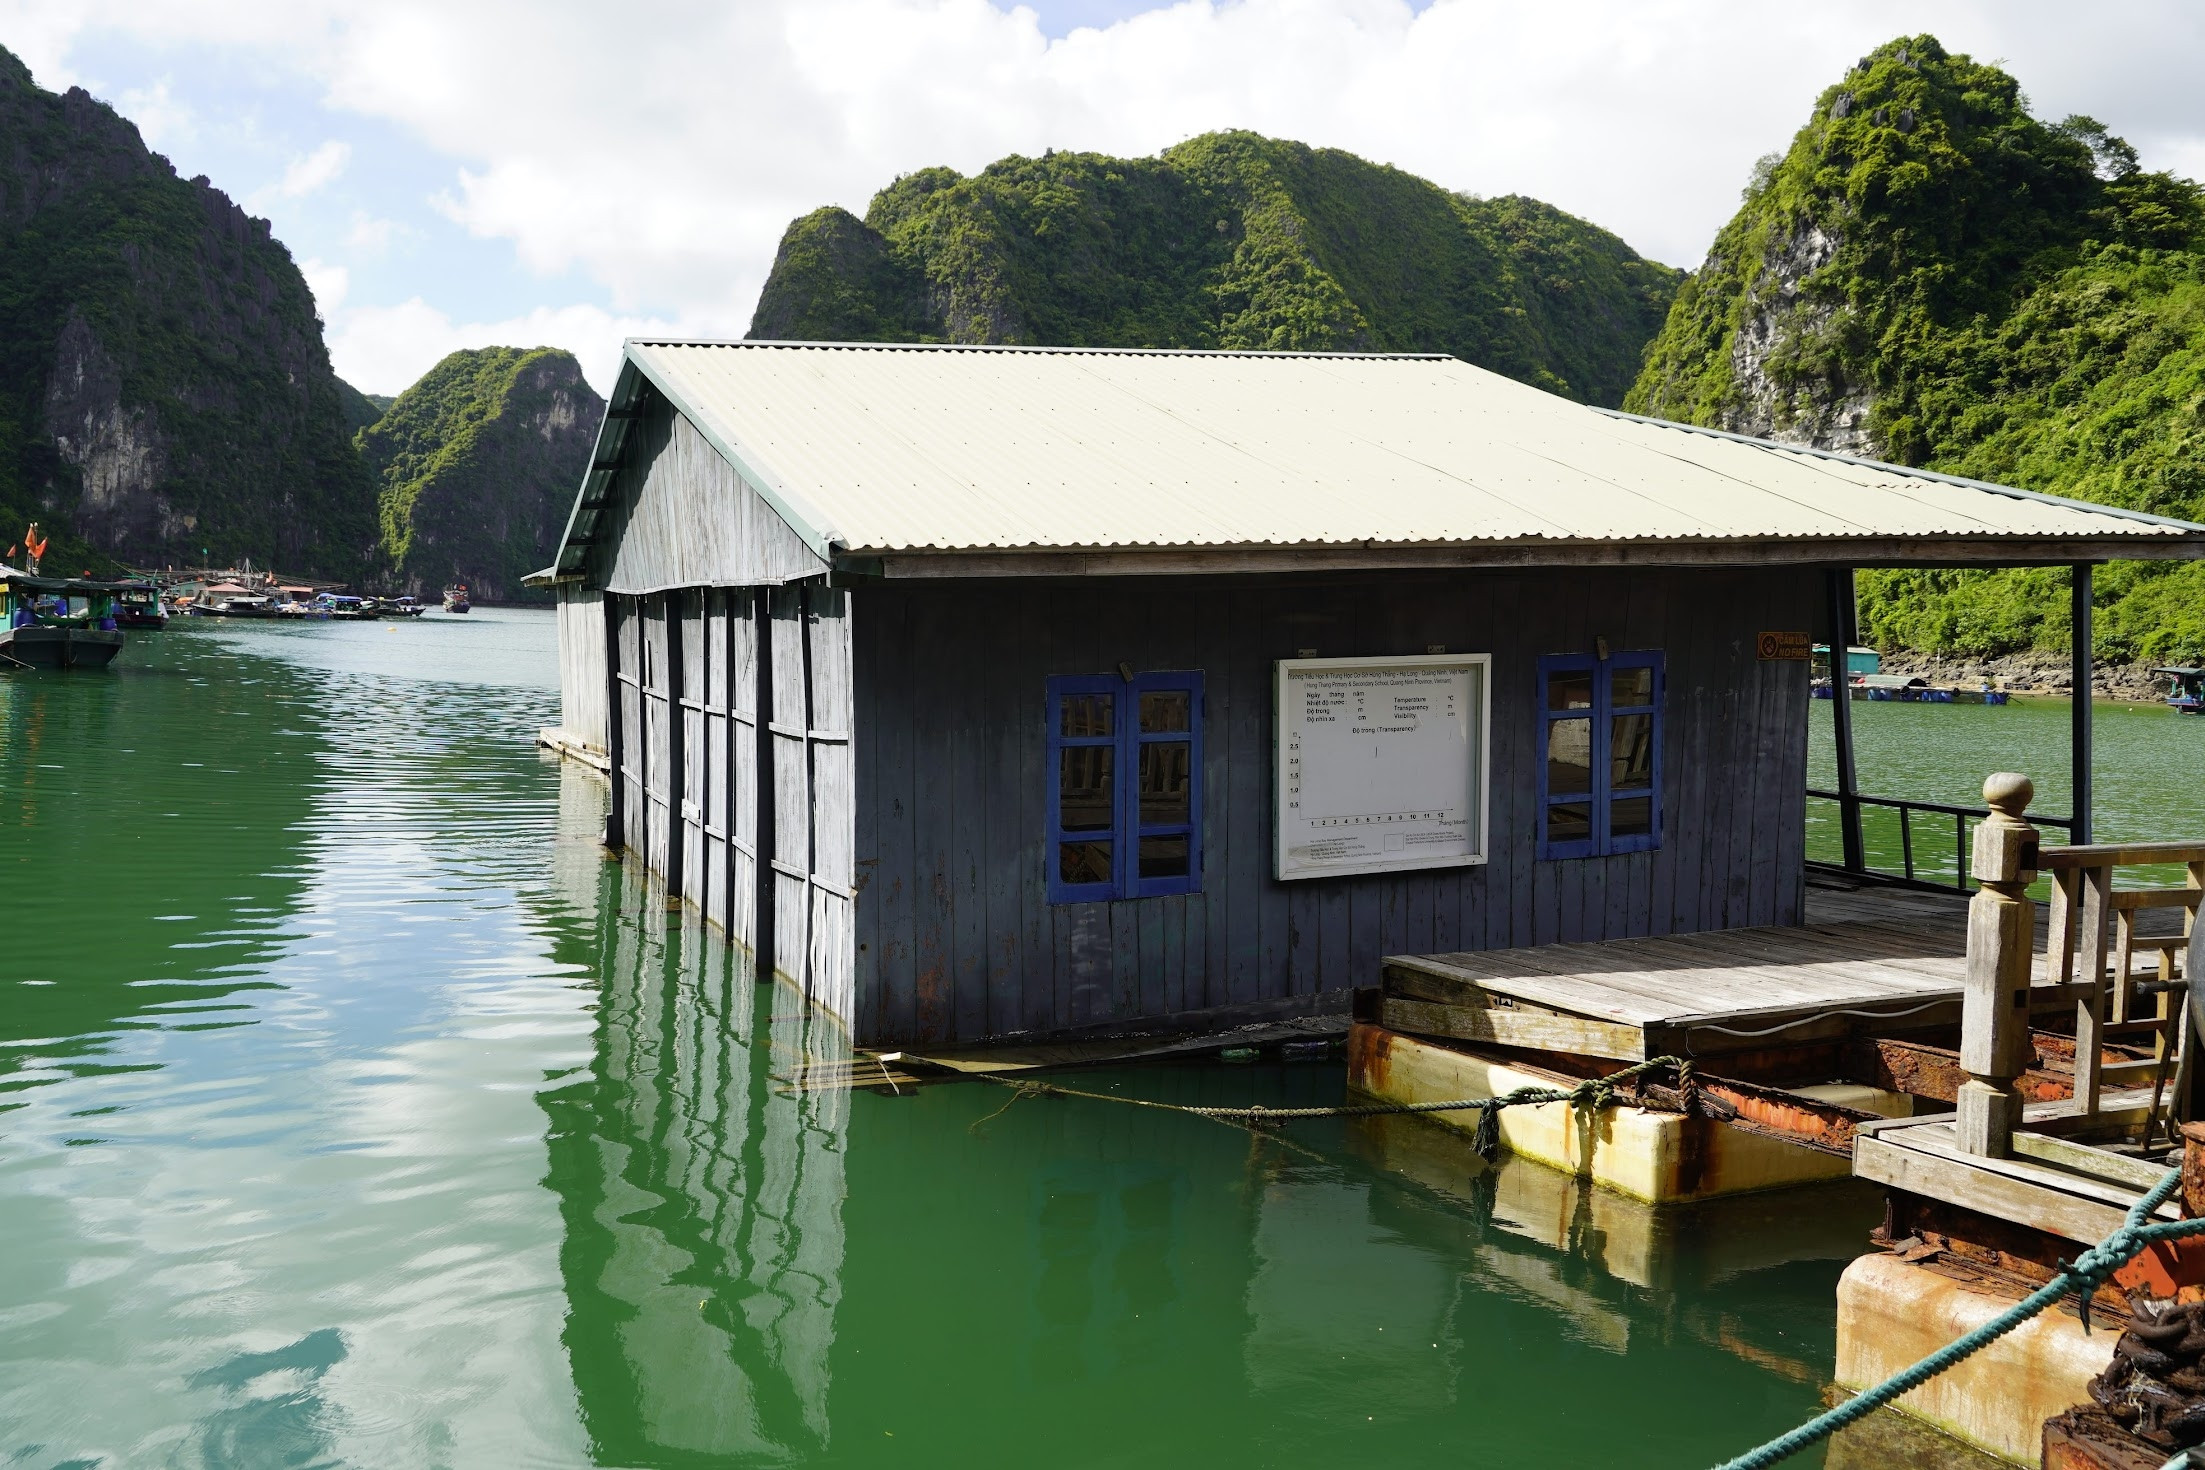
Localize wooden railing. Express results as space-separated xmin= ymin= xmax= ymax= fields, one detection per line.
xmin=1955 ymin=775 xmax=2202 ymax=1160
xmin=1807 ymin=787 xmax=2075 ymax=891
xmin=2040 ymin=840 xmax=2205 ymax=1135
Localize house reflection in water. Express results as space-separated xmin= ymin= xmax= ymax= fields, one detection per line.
xmin=540 ymin=833 xmax=848 ymax=1466
xmin=531 ymin=769 xmax=1886 ymax=1466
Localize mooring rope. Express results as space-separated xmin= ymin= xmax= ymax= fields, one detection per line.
xmin=968 ymin=1054 xmax=1694 ymax=1160
xmin=1711 ymin=1165 xmax=2205 ymax=1470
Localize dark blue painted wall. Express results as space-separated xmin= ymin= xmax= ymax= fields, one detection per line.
xmin=849 ymin=567 xmax=1816 ymax=1048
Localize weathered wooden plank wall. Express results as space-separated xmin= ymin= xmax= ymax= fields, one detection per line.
xmin=603 ymin=579 xmax=856 ymax=1027
xmin=554 ymin=585 xmax=609 ymax=749
xmin=850 ymin=567 xmax=1813 ymax=1048
xmin=806 ymin=589 xmax=857 ymax=1024
xmin=597 ymin=396 xmax=827 ymax=596
xmin=614 ymin=598 xmax=645 ymax=855
xmin=769 ymin=584 xmax=813 ymax=995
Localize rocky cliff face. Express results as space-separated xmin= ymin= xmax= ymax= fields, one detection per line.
xmin=358 ymin=347 xmax=604 ymax=603
xmin=750 ymin=132 xmax=1682 ymax=407
xmin=1711 ymin=220 xmax=1876 ymax=453
xmin=0 ymin=46 xmax=376 ymax=575
xmin=1627 ymin=37 xmax=2146 ymax=459
xmin=1629 ymin=36 xmax=2205 ymax=662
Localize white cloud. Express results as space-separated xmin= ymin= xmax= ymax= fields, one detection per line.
xmin=10 ymin=0 xmax=2201 ymax=393
xmin=299 ymin=257 xmax=349 ymax=316
xmin=114 ymin=78 xmax=193 ymax=149
xmin=345 ymin=212 xmax=402 ymax=255
xmin=274 ymin=138 xmax=351 ymax=198
xmin=325 ymin=298 xmax=685 ymax=395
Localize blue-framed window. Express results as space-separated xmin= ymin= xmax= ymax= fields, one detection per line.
xmin=1046 ymin=671 xmax=1204 ymax=902
xmin=1537 ymin=651 xmax=1663 ymax=860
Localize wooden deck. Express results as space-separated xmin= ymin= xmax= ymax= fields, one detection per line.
xmin=1380 ymin=877 xmax=1992 ymax=1061
xmin=1855 ymin=1106 xmax=2173 ymax=1244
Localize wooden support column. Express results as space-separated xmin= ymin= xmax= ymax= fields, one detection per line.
xmin=753 ymin=587 xmax=777 ymax=983
xmin=2185 ymin=860 xmax=2205 ymax=1122
xmin=663 ymin=591 xmax=685 ymax=902
xmin=602 ymin=591 xmax=623 ymax=851
xmin=2071 ymin=563 xmax=2094 ymax=846
xmin=1957 ymin=771 xmax=2041 ymax=1157
xmin=1827 ymin=566 xmax=1864 ymax=872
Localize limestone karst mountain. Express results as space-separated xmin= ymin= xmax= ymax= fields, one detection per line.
xmin=750 ymin=130 xmax=1683 ymax=409
xmin=1628 ymin=36 xmax=2205 ymax=660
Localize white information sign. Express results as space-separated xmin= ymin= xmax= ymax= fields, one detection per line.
xmin=1274 ymin=654 xmax=1489 ymax=881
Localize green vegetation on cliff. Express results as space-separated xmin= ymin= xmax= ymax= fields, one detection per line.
xmin=336 ymin=379 xmax=391 ymax=436
xmin=358 ymin=347 xmax=604 ymax=602
xmin=751 ymin=132 xmax=1682 ymax=407
xmin=1627 ymin=36 xmax=2205 ymax=662
xmin=0 ymin=45 xmax=377 ymax=577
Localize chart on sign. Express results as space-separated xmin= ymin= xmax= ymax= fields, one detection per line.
xmin=1275 ymin=654 xmax=1488 ymax=880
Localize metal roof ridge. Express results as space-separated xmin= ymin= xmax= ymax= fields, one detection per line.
xmin=1594 ymin=406 xmax=2205 ymax=535
xmin=633 ymin=337 xmax=1459 ymax=361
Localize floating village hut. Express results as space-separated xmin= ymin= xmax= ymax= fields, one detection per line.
xmin=531 ymin=342 xmax=2205 ymax=1049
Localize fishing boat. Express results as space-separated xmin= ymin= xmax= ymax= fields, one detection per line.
xmin=314 ymin=593 xmax=375 ymax=621
xmin=442 ymin=584 xmax=471 ymax=614
xmin=373 ymin=595 xmax=427 ymax=619
xmin=189 ymin=582 xmax=278 ymax=617
xmin=2157 ymin=666 xmax=2205 ymax=715
xmin=112 ymin=581 xmax=168 ymax=629
xmin=0 ymin=570 xmax=128 ymax=669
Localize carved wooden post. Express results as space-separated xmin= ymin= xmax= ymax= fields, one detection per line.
xmin=1958 ymin=772 xmax=2041 ymax=1157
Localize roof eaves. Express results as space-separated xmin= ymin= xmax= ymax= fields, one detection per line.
xmin=1595 ymin=406 xmax=2205 ymax=536
xmin=623 ymin=340 xmax=843 ymax=560
xmin=641 ymin=337 xmax=1460 ymax=362
xmin=544 ymin=358 xmax=653 ymax=581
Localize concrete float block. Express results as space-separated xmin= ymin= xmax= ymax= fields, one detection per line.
xmin=1835 ymin=1252 xmax=2113 ymax=1465
xmin=1345 ymin=1023 xmax=1855 ymax=1203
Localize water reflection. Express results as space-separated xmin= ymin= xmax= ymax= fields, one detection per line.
xmin=0 ymin=613 xmax=1913 ymax=1469
xmin=0 ymin=630 xmax=323 ymax=1096
xmin=544 ymin=849 xmax=848 ymax=1465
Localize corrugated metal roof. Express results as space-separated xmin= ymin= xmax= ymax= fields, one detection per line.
xmin=592 ymin=340 xmax=2203 ymax=558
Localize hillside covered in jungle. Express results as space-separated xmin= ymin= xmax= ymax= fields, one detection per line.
xmin=749 ymin=131 xmax=1684 ymax=409
xmin=1628 ymin=35 xmax=2205 ymax=665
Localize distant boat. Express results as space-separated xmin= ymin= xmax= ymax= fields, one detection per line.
xmin=190 ymin=582 xmax=278 ymax=617
xmin=112 ymin=581 xmax=167 ymax=629
xmin=313 ymin=593 xmax=375 ymax=621
xmin=2156 ymin=667 xmax=2205 ymax=715
xmin=373 ymin=595 xmax=427 ymax=618
xmin=1 ymin=569 xmax=129 ymax=669
xmin=443 ymin=584 xmax=471 ymax=614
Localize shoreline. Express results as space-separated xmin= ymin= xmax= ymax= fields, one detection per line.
xmin=1873 ymin=651 xmax=2176 ymax=706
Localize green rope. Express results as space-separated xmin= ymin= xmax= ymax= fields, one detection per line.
xmin=1712 ymin=1165 xmax=2205 ymax=1470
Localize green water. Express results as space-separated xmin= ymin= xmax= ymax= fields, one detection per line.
xmin=1807 ymin=695 xmax=2205 ymax=886
xmin=0 ymin=616 xmax=2043 ymax=1469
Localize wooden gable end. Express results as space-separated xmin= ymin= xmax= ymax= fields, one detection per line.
xmin=599 ymin=395 xmax=827 ymax=596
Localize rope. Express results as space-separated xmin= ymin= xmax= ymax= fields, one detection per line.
xmin=1686 ymin=997 xmax=1958 ymax=1042
xmin=1712 ymin=1165 xmax=2205 ymax=1470
xmin=969 ymin=1055 xmax=1692 ymax=1161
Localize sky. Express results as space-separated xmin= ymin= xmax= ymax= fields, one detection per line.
xmin=2 ymin=0 xmax=2199 ymax=397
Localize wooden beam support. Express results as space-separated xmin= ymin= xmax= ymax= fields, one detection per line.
xmin=1378 ymin=996 xmax=1644 ymax=1061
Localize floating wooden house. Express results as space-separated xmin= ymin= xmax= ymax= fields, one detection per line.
xmin=531 ymin=341 xmax=2205 ymax=1048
